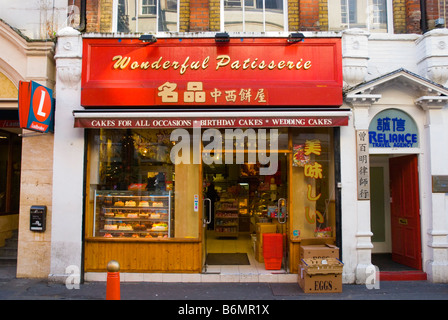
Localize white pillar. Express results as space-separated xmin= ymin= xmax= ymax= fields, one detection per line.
xmin=340 ymin=99 xmax=377 ymax=284
xmin=416 ymin=29 xmax=448 ymax=283
xmin=421 ymin=104 xmax=448 ymax=282
xmin=342 ymin=29 xmax=370 ymax=89
xmin=49 ymin=27 xmax=84 ymax=284
xmin=416 ymin=28 xmax=448 ymax=87
xmin=352 ymin=102 xmax=375 ymax=284
xmin=340 ymin=113 xmax=358 ymax=284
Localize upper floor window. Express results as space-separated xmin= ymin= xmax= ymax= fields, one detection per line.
xmin=141 ymin=0 xmax=157 ymax=15
xmin=329 ymin=0 xmax=391 ymax=33
xmin=114 ymin=0 xmax=179 ymax=33
xmin=222 ymin=0 xmax=287 ymax=33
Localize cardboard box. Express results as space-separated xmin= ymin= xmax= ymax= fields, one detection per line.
xmin=298 ymin=270 xmax=343 ymax=293
xmin=301 ymin=258 xmax=344 ymax=275
xmin=256 ymin=223 xmax=277 ymax=234
xmin=299 ymin=244 xmax=339 ymax=260
xmin=255 ymin=241 xmax=264 ymax=262
xmin=254 ymin=224 xmax=279 ymax=263
xmin=298 ymin=258 xmax=344 ymax=293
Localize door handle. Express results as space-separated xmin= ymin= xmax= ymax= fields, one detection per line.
xmin=203 ymin=198 xmax=211 ymax=225
xmin=277 ymin=198 xmax=287 ymax=224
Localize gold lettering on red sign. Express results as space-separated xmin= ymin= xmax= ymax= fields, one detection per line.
xmin=112 ymin=54 xmax=312 ymax=74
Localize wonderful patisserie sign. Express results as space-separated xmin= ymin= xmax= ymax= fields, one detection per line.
xmin=81 ymin=37 xmax=342 ymax=107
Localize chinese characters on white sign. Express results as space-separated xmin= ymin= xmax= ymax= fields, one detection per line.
xmin=357 ymin=130 xmax=370 ymax=200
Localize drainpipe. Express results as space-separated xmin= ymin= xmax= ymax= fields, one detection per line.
xmin=77 ymin=0 xmax=86 ymax=32
xmin=420 ymin=0 xmax=427 ymax=33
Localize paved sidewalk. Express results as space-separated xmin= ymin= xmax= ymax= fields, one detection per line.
xmin=1 ymin=266 xmax=448 ymax=301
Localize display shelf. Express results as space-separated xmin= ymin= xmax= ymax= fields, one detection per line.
xmin=94 ymin=190 xmax=172 ymax=239
xmin=214 ymin=199 xmax=239 ymax=237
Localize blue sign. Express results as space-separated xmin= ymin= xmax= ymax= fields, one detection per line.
xmin=369 ymin=109 xmax=418 ymax=148
xmin=18 ymin=81 xmax=55 ymax=133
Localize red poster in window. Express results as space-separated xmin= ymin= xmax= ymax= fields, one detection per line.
xmin=81 ymin=38 xmax=342 ymax=107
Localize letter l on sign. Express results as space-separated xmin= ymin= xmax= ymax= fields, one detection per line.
xmin=37 ymin=90 xmax=47 ymax=117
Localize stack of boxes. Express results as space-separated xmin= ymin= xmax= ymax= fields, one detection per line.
xmin=255 ymin=223 xmax=277 ymax=263
xmin=263 ymin=233 xmax=283 ymax=270
xmin=298 ymin=244 xmax=343 ymax=293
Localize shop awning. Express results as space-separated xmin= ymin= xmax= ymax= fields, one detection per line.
xmin=73 ymin=109 xmax=351 ymax=129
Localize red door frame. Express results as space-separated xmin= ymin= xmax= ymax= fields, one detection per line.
xmin=389 ymin=154 xmax=422 ymax=270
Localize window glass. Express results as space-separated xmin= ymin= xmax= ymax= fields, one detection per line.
xmin=0 ymin=131 xmax=21 ymax=215
xmin=224 ymin=0 xmax=285 ymax=32
xmin=328 ymin=0 xmax=388 ymax=32
xmin=10 ymin=134 xmax=21 ymax=213
xmin=290 ymin=128 xmax=335 ymax=240
xmin=0 ymin=133 xmax=9 ymax=213
xmin=88 ymin=129 xmax=199 ymax=240
xmin=117 ymin=0 xmax=178 ymax=33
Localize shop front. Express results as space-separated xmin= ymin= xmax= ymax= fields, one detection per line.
xmin=67 ymin=34 xmax=349 ymax=280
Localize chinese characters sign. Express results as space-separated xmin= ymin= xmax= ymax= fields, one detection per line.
xmin=157 ymin=81 xmax=267 ymax=105
xmin=369 ymin=109 xmax=419 ymax=148
xmin=81 ymin=38 xmax=342 ymax=107
xmin=357 ymin=130 xmax=370 ymax=200
xmin=292 ymin=139 xmax=331 ymax=237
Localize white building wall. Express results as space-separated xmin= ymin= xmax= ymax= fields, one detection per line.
xmin=0 ymin=0 xmax=69 ymax=40
xmin=367 ymin=35 xmax=420 ymax=80
xmin=49 ymin=27 xmax=84 ymax=283
xmin=343 ymin=28 xmax=448 ymax=283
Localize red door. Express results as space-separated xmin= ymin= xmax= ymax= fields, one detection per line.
xmin=389 ymin=155 xmax=422 ymax=270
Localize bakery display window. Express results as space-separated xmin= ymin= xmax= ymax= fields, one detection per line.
xmin=87 ymin=128 xmax=199 ymax=240
xmin=93 ymin=190 xmax=172 ymax=238
xmin=290 ymin=128 xmax=336 ymax=239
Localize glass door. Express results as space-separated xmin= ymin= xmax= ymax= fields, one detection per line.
xmin=201 ymin=128 xmax=290 ymax=273
xmin=202 ymin=196 xmax=212 ymax=272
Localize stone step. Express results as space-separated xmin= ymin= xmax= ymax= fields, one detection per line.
xmin=3 ymin=236 xmax=18 ymax=248
xmin=0 ymin=256 xmax=17 ymax=266
xmin=0 ymin=230 xmax=18 ymax=261
xmin=0 ymin=246 xmax=17 ymax=257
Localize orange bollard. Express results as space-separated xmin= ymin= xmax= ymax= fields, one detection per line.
xmin=106 ymin=260 xmax=120 ymax=300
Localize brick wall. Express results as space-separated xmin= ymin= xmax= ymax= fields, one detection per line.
xmin=85 ymin=0 xmax=100 ymax=32
xmin=100 ymin=0 xmax=113 ymax=33
xmin=405 ymin=0 xmax=421 ymax=33
xmin=299 ymin=0 xmax=320 ymax=31
xmin=209 ymin=0 xmax=220 ymax=31
xmin=425 ymin=0 xmax=439 ymax=29
xmin=318 ymin=0 xmax=328 ymax=31
xmin=426 ymin=0 xmax=448 ymax=29
xmin=180 ymin=0 xmax=190 ymax=32
xmin=393 ymin=0 xmax=406 ymax=33
xmin=190 ymin=0 xmax=209 ymax=31
xmin=288 ymin=0 xmax=299 ymax=31
xmin=77 ymin=0 xmax=447 ymax=35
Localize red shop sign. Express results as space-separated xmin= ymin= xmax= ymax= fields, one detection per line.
xmin=81 ymin=38 xmax=342 ymax=108
xmin=73 ymin=115 xmax=349 ymax=129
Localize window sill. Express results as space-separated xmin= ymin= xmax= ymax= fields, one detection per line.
xmin=85 ymin=236 xmax=200 ymax=243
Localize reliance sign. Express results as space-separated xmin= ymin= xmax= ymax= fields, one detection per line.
xmin=369 ymin=109 xmax=419 ymax=149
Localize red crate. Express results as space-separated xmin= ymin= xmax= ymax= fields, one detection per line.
xmin=264 ymin=258 xmax=282 ymax=270
xmin=263 ymin=233 xmax=283 ymax=258
xmin=263 ymin=233 xmax=283 ymax=270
